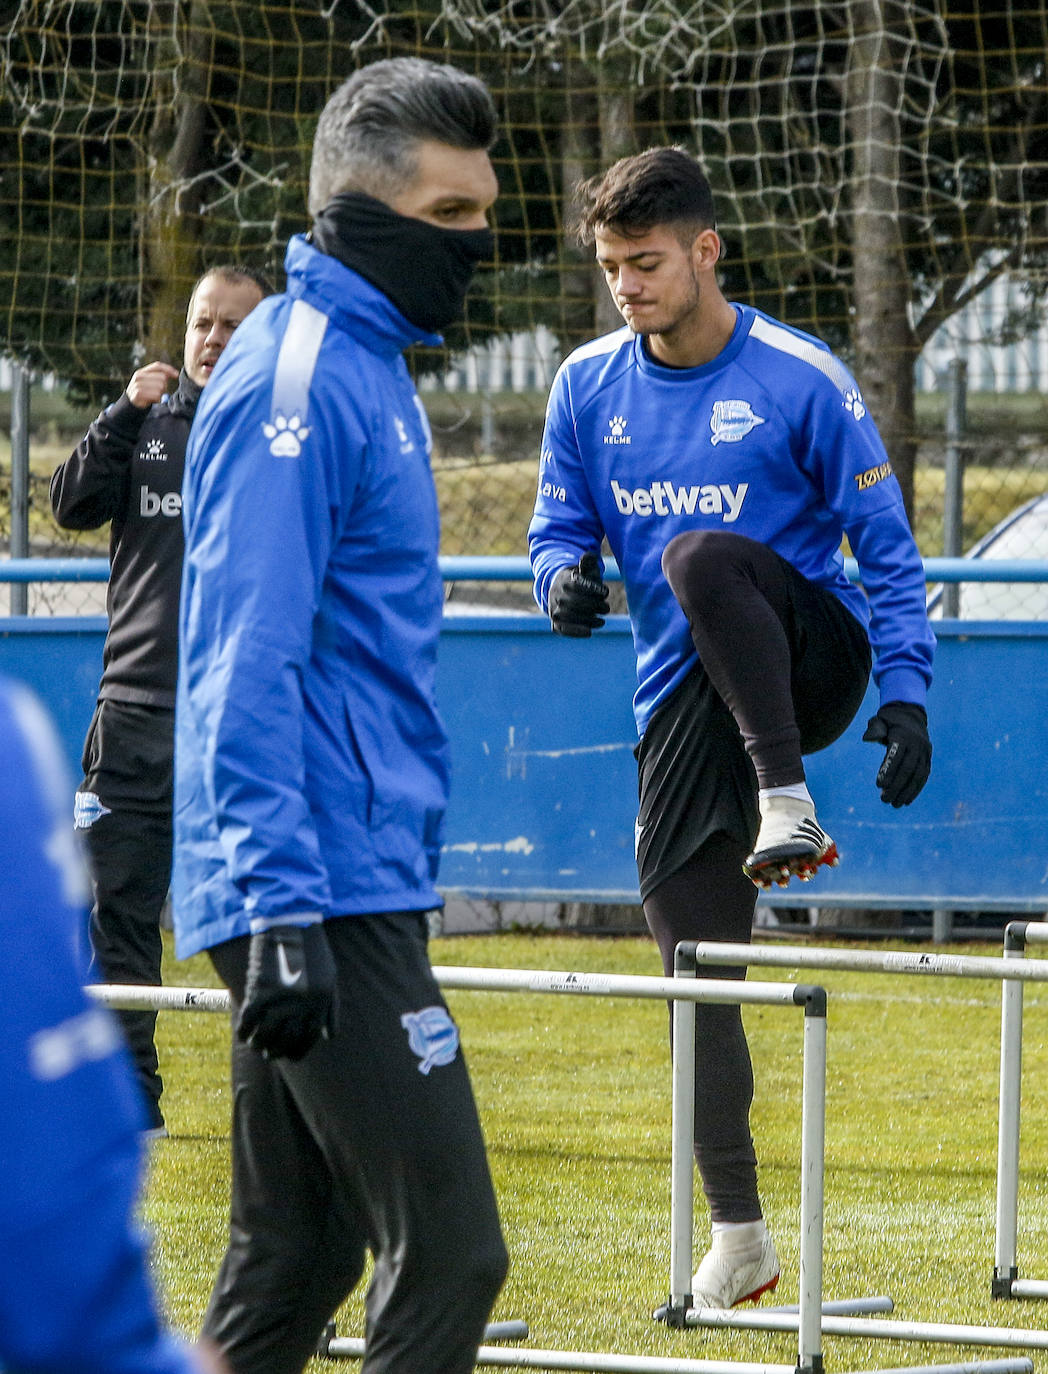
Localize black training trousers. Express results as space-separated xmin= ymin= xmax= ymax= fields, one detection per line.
xmin=206 ymin=911 xmax=508 ymax=1374
xmin=78 ymin=698 xmax=174 ymax=1127
xmin=639 ymin=530 xmax=871 ymax=1221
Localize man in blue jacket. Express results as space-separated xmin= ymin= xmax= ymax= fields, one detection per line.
xmin=529 ymin=147 xmax=934 ymax=1309
xmin=174 ymin=57 xmax=507 ymax=1374
xmin=0 ymin=673 xmax=221 ymax=1374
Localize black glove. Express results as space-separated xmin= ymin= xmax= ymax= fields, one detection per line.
xmin=548 ymin=553 xmax=610 ymax=638
xmin=237 ymin=923 xmax=338 ymax=1061
xmin=862 ymin=701 xmax=932 ymax=808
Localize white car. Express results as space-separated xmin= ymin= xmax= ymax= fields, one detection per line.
xmin=926 ymin=492 xmax=1048 ymax=619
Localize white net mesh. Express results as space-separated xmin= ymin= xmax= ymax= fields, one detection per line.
xmin=3 ymin=1 xmax=1048 ymax=567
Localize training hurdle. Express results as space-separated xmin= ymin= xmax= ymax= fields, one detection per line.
xmin=995 ymin=920 xmax=1048 ymax=1302
xmin=93 ymin=966 xmax=827 ymax=1374
xmin=668 ymin=939 xmax=1048 ymax=1355
xmin=93 ymin=968 xmax=1038 ymax=1374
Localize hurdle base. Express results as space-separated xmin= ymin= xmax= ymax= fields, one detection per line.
xmin=658 ymin=1297 xmax=893 ymax=1327
xmin=992 ymin=1267 xmax=1018 ymax=1300
xmin=320 ymin=1318 xmax=528 ymax=1361
xmin=654 ymin=1298 xmax=694 ymax=1329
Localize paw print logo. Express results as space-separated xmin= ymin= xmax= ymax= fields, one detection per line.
xmin=844 ymin=389 xmax=866 ymax=422
xmin=394 ymin=416 xmax=414 ymax=454
xmin=608 ymin=415 xmax=627 ymax=438
xmin=262 ymin=412 xmax=311 ymax=457
xmin=142 ymin=437 xmax=167 ymax=462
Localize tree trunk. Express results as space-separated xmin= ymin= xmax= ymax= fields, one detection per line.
xmin=559 ymin=59 xmax=599 ymax=345
xmin=143 ymin=2 xmax=210 ymax=366
xmin=845 ymin=1 xmax=919 ymax=519
xmin=593 ymin=72 xmax=636 ymax=336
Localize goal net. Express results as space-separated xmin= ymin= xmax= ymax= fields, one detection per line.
xmin=2 ymin=0 xmax=1048 ymax=568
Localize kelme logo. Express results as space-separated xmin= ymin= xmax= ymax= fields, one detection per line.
xmin=604 ymin=414 xmax=631 ymax=445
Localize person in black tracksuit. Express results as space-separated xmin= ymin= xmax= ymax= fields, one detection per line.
xmin=50 ymin=266 xmax=267 ymax=1133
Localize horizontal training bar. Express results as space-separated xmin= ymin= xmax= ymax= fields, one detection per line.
xmin=88 ymin=985 xmax=232 ymax=1013
xmin=434 ymin=965 xmax=815 ymax=1006
xmin=1008 ymin=1280 xmax=1048 ymax=1300
xmin=688 ymin=941 xmax=1048 ymax=985
xmin=327 ymin=1335 xmax=793 ymax=1373
xmin=88 ymin=968 xmax=822 ymax=1014
xmin=686 ymin=1308 xmax=1048 ymax=1351
xmin=3 ymin=556 xmax=1048 ymax=584
xmin=838 ymin=1363 xmax=1033 ymax=1374
xmin=768 ymin=1296 xmax=893 ymax=1316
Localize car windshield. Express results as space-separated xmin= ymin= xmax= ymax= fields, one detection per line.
xmin=928 ymin=494 xmax=1048 ymax=619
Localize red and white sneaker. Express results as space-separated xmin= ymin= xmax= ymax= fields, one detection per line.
xmin=743 ymin=795 xmax=838 ymax=890
xmin=692 ymin=1230 xmax=781 ymax=1309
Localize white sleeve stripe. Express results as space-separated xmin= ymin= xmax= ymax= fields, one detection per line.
xmin=748 ymin=315 xmax=856 ymax=396
xmin=272 ymin=299 xmax=328 ymax=422
xmin=565 ymin=326 xmax=631 ymax=365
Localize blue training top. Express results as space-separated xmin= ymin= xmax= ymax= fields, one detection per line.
xmin=529 ymin=305 xmax=935 ymax=734
xmin=174 ymin=235 xmax=451 ymax=956
xmin=0 ymin=675 xmax=194 ymax=1374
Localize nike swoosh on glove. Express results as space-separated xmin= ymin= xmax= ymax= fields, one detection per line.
xmin=237 ymin=923 xmax=339 ymax=1061
xmin=548 ymin=552 xmax=611 ymax=638
xmin=862 ymin=701 xmax=932 ymax=808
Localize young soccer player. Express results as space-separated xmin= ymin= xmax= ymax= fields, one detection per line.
xmin=530 ymin=146 xmax=934 ymax=1307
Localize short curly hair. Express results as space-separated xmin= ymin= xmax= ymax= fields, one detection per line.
xmin=574 ymin=146 xmax=717 ymax=246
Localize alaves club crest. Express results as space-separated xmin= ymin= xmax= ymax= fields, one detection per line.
xmin=710 ymin=399 xmax=765 ymax=445
xmin=401 ymin=1007 xmax=460 ymax=1075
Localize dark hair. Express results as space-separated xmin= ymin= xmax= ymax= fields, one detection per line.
xmin=309 ymin=58 xmax=497 ymax=215
xmin=574 ymin=147 xmax=717 ymax=246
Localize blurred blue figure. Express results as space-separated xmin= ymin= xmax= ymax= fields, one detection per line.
xmin=0 ymin=673 xmax=219 ymax=1374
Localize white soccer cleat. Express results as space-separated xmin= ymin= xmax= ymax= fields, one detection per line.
xmin=692 ymin=1229 xmax=781 ymax=1309
xmin=743 ymin=795 xmax=838 ymax=890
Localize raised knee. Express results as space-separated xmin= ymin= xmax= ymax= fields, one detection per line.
xmin=662 ymin=530 xmax=741 ymax=600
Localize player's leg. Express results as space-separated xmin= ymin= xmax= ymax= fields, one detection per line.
xmin=645 ymin=838 xmax=780 ymax=1307
xmin=645 ymin=836 xmax=760 ymax=1218
xmin=661 ymin=530 xmax=870 ymax=887
xmin=289 ymin=912 xmax=508 ymax=1374
xmin=83 ymin=808 xmax=169 ymax=1128
xmin=77 ymin=701 xmax=173 ymax=1131
xmin=636 ymin=672 xmax=778 ymax=1307
xmin=204 ymin=938 xmax=369 ymax=1374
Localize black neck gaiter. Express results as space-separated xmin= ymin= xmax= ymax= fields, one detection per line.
xmin=311 ymin=191 xmax=494 ymax=334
